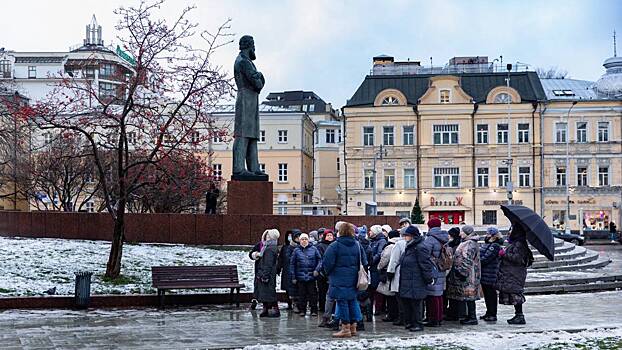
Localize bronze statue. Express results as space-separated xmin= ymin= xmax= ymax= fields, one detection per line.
xmin=232 ymin=35 xmax=268 ymax=180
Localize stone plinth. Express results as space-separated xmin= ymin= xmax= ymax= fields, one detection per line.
xmin=227 ymin=180 xmax=273 ymax=215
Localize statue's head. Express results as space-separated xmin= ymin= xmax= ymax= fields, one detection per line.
xmin=239 ymin=35 xmax=256 ymax=61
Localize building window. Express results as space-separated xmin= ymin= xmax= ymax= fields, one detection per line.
xmin=326 ymin=129 xmax=336 ymax=143
xmin=259 ymin=130 xmax=266 ymax=143
xmin=363 ymin=126 xmax=374 ymax=146
xmin=556 ymin=167 xmax=566 ymax=186
xmin=383 ymin=126 xmax=394 ymax=146
xmin=433 ymin=168 xmax=459 ymax=188
xmin=99 ymin=82 xmax=116 ymax=99
xmin=190 ymin=131 xmax=200 ymax=144
xmin=212 ymin=163 xmax=222 ymax=181
xmin=99 ymin=63 xmax=115 ymax=77
xmin=477 ymin=168 xmax=489 ymax=188
xmin=476 ymin=124 xmax=488 ymax=144
xmin=494 ymin=93 xmax=512 ymax=103
xmin=364 ymin=169 xmax=374 ymax=189
xmin=498 ymin=167 xmax=509 ymax=187
xmin=259 ymin=163 xmax=266 ymax=173
xmin=85 ymin=202 xmax=95 ymax=213
xmin=433 ymin=124 xmax=458 ymax=145
xmin=440 ymin=90 xmax=450 ymax=103
xmin=598 ymin=122 xmax=609 ymax=142
xmin=309 ymin=104 xmax=315 ymax=112
xmin=497 ymin=124 xmax=508 ymax=144
xmin=404 ymin=169 xmax=416 ymax=189
xmin=278 ymin=163 xmax=288 ymax=182
xmin=482 ymin=210 xmax=497 ymax=225
xmin=277 ymin=201 xmax=288 ymax=215
xmin=403 ymin=126 xmax=414 ymax=145
xmin=337 ymin=157 xmax=340 ymax=172
xmin=556 ymin=122 xmax=567 ymax=143
xmin=127 ymin=131 xmax=137 ymax=145
xmin=43 ymin=132 xmax=53 ymax=145
xmin=518 ymin=123 xmax=530 ymax=143
xmin=0 ymin=60 xmax=11 ymax=78
xmin=213 ymin=132 xmax=224 ymax=143
xmin=278 ymin=130 xmax=288 ymax=143
xmin=576 ymin=122 xmax=587 ymax=143
xmin=384 ymin=169 xmax=395 ymax=189
xmin=28 ymin=66 xmax=36 ymax=79
xmin=599 ymin=166 xmax=609 ymax=186
xmin=519 ymin=167 xmax=531 ymax=187
xmin=338 ymin=129 xmax=342 ymax=143
xmin=577 ymin=166 xmax=588 ymax=186
xmin=381 ymin=96 xmax=400 ymax=105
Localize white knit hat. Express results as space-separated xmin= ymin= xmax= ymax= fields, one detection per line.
xmin=265 ymin=229 xmax=280 ymax=241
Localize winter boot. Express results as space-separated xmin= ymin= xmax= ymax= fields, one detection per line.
xmin=259 ymin=304 xmax=269 ymax=318
xmin=409 ymin=324 xmax=424 ymax=332
xmin=483 ymin=315 xmax=497 ymax=322
xmin=356 ymin=320 xmax=365 ymax=331
xmin=286 ymin=300 xmax=293 ymax=310
xmin=318 ymin=316 xmax=330 ymax=327
xmin=332 ymin=323 xmax=352 ymax=338
xmin=460 ymin=318 xmax=478 ymax=325
xmin=350 ymin=322 xmax=358 ymax=336
xmin=249 ymin=299 xmax=258 ymax=310
xmin=507 ymin=314 xmax=526 ymax=325
xmin=268 ymin=306 xmax=281 ymax=318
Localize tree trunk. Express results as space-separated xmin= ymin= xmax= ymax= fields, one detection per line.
xmin=105 ymin=212 xmax=125 ymax=279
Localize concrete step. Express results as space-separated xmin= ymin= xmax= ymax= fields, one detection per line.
xmin=525 ymin=280 xmax=622 ymax=294
xmin=530 ymin=250 xmax=599 ymax=269
xmin=530 ymin=241 xmax=575 ymax=255
xmin=529 ymin=257 xmax=612 ymax=273
xmin=525 ymin=273 xmax=622 ymax=288
xmin=534 ymin=246 xmax=587 ymax=262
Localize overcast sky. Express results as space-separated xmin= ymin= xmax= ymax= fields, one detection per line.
xmin=1 ymin=0 xmax=620 ymax=107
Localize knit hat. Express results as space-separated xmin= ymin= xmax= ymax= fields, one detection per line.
xmin=428 ymin=218 xmax=442 ymax=228
xmin=299 ymin=233 xmax=309 ymax=240
xmin=382 ymin=224 xmax=392 ymax=234
xmin=388 ymin=229 xmax=400 ymax=239
xmin=369 ymin=225 xmax=383 ymax=238
xmin=291 ymin=229 xmax=302 ymax=238
xmin=403 ymin=225 xmax=420 ymax=237
xmin=462 ymin=225 xmax=475 ymax=235
xmin=448 ymin=227 xmax=461 ymax=239
xmin=309 ymin=230 xmax=319 ymax=242
xmin=265 ymin=229 xmax=280 ymax=241
xmin=486 ymin=227 xmax=500 ymax=236
xmin=399 ymin=217 xmax=412 ymax=225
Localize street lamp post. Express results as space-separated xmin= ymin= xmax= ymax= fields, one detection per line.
xmin=504 ymin=64 xmax=514 ymax=205
xmin=564 ymin=101 xmax=578 ymax=234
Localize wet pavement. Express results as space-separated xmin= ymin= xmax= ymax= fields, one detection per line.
xmin=1 ymin=290 xmax=621 ymax=349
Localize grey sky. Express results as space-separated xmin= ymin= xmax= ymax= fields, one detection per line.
xmin=1 ymin=0 xmax=620 ymax=107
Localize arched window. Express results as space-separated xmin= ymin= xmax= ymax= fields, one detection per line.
xmin=494 ymin=92 xmax=512 ymax=103
xmin=381 ymin=96 xmax=400 ymax=105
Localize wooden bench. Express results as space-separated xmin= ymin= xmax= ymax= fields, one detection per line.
xmin=151 ymin=265 xmax=245 ymax=307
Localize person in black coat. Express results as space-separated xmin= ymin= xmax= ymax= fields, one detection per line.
xmin=277 ymin=229 xmax=301 ymax=310
xmin=317 ymin=229 xmax=335 ymax=321
xmin=444 ymin=226 xmax=463 ymax=320
xmin=398 ymin=225 xmax=434 ymax=332
xmin=479 ymin=227 xmax=503 ymax=322
xmin=253 ymin=229 xmax=281 ymax=317
xmin=368 ymin=225 xmax=388 ymax=316
xmin=496 ymin=226 xmax=534 ymax=325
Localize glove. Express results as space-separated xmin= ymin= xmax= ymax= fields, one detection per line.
xmin=251 ymin=252 xmax=260 ymax=260
xmin=292 ymin=279 xmax=297 ymax=285
xmin=313 ymin=271 xmax=319 ymax=277
xmin=387 ymin=272 xmax=395 ymax=280
xmin=499 ymin=249 xmax=506 ymax=257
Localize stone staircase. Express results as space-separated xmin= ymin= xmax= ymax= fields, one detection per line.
xmin=524 ymin=238 xmax=622 ymax=294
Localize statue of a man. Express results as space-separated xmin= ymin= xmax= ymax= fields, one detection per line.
xmin=232 ymin=35 xmax=267 ymax=180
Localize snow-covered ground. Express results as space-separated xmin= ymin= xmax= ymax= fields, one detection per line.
xmin=241 ymin=327 xmax=622 ymax=350
xmin=0 ymin=236 xmax=254 ymax=296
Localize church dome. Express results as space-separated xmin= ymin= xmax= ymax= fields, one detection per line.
xmin=594 ymin=34 xmax=622 ymax=97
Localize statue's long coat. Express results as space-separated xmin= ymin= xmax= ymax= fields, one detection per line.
xmin=234 ymin=52 xmax=264 ymax=139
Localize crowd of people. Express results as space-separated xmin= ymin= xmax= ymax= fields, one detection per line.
xmin=249 ymin=217 xmax=535 ymax=338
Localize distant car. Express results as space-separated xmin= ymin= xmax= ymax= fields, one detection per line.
xmin=549 ymin=228 xmax=585 ymax=246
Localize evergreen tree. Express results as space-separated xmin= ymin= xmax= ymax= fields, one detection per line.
xmin=411 ymin=198 xmax=425 ymax=224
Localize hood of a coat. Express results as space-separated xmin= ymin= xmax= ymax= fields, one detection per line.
xmin=427 ymin=227 xmax=449 ymax=243
xmin=405 ymin=235 xmax=424 ymax=249
xmin=337 ymin=236 xmax=356 ymax=247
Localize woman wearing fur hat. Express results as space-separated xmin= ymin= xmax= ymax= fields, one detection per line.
xmin=253 ymin=229 xmax=281 ymax=317
xmin=445 ymin=225 xmax=481 ymax=325
xmin=479 ymin=227 xmax=504 ymax=322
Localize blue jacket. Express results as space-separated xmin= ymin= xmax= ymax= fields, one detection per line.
xmin=399 ymin=235 xmax=434 ymax=300
xmin=290 ymin=244 xmax=321 ymax=282
xmin=421 ymin=227 xmax=449 ymax=296
xmin=369 ymin=234 xmax=388 ymax=288
xmin=323 ymin=236 xmax=368 ymax=300
xmin=480 ymin=240 xmax=502 ymax=286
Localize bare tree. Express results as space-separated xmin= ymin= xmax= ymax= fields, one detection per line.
xmin=536 ymin=66 xmax=569 ymax=79
xmin=20 ymin=0 xmax=233 ymax=278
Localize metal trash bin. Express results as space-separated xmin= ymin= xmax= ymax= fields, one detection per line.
xmin=74 ymin=271 xmax=92 ymax=309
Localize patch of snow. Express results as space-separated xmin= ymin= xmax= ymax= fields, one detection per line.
xmin=0 ymin=236 xmax=255 ymax=296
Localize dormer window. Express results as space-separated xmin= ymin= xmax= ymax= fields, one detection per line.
xmin=440 ymin=90 xmax=450 ymax=103
xmin=381 ymin=96 xmax=400 ymax=105
xmin=494 ymin=92 xmax=512 ymax=103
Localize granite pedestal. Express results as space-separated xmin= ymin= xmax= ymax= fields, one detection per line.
xmin=227 ymin=180 xmax=273 ymax=215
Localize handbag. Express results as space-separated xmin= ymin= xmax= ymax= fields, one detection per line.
xmin=356 ymin=242 xmax=370 ymax=291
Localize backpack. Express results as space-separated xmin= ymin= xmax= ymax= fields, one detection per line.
xmin=431 ymin=236 xmax=453 ymax=272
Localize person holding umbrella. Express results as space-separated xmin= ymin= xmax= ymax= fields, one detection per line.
xmin=496 ymin=226 xmax=534 ymax=325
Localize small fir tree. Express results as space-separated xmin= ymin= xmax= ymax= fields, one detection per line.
xmin=411 ymin=198 xmax=425 ymax=224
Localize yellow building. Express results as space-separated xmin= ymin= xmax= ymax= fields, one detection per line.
xmin=206 ymin=105 xmax=315 ymax=215
xmin=343 ymin=56 xmax=546 ymax=227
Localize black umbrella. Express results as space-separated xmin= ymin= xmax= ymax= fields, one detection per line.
xmin=500 ymin=205 xmax=555 ymax=261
